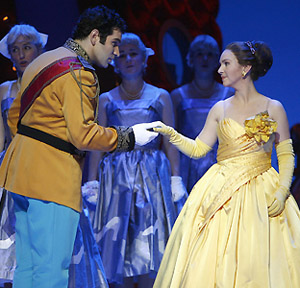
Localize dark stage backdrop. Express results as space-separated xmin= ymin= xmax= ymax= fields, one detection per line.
xmin=0 ymin=0 xmax=222 ymax=92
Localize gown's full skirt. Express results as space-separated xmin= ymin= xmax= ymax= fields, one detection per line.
xmin=154 ymin=118 xmax=300 ymax=288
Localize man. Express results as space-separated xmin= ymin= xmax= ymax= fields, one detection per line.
xmin=0 ymin=5 xmax=157 ymax=288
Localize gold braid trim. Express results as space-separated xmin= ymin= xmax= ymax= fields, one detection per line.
xmin=64 ymin=38 xmax=100 ymax=124
xmin=69 ymin=62 xmax=100 ymax=124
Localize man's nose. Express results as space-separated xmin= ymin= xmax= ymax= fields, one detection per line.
xmin=113 ymin=46 xmax=120 ymax=57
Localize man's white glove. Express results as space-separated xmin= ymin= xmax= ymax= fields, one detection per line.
xmin=132 ymin=123 xmax=159 ymax=146
xmin=171 ymin=176 xmax=188 ymax=202
xmin=81 ymin=180 xmax=99 ymax=205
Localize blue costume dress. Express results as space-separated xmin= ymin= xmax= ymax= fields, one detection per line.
xmin=177 ymin=84 xmax=234 ymax=192
xmin=92 ymin=89 xmax=177 ymax=284
xmin=68 ymin=202 xmax=108 ymax=288
xmin=0 ymin=81 xmax=16 ymax=284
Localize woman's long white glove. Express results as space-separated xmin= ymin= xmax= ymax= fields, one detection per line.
xmin=171 ymin=176 xmax=188 ymax=202
xmin=132 ymin=123 xmax=159 ymax=146
xmin=81 ymin=180 xmax=99 ymax=205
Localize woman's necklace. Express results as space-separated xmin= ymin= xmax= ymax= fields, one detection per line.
xmin=119 ymin=81 xmax=146 ymax=100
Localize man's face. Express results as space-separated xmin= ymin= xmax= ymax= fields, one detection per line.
xmin=93 ymin=29 xmax=121 ymax=68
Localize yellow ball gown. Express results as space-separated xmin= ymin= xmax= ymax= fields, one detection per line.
xmin=154 ymin=116 xmax=300 ymax=288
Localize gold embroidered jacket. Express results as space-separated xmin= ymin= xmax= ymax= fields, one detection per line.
xmin=0 ymin=47 xmax=121 ymax=212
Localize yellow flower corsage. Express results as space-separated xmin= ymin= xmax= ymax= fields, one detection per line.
xmin=244 ymin=111 xmax=277 ymax=144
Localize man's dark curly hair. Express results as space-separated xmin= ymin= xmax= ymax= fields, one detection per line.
xmin=71 ymin=5 xmax=126 ymax=44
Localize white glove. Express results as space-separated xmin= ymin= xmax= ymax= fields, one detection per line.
xmin=132 ymin=123 xmax=159 ymax=146
xmin=81 ymin=180 xmax=99 ymax=205
xmin=171 ymin=176 xmax=188 ymax=202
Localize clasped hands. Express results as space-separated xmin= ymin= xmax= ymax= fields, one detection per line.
xmin=132 ymin=121 xmax=169 ymax=146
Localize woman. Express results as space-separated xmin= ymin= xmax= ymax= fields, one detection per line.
xmin=88 ymin=32 xmax=186 ymax=287
xmin=152 ymin=41 xmax=300 ymax=287
xmin=0 ymin=24 xmax=47 ymax=288
xmin=171 ymin=35 xmax=234 ymax=193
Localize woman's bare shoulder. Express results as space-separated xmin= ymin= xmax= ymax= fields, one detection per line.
xmin=267 ymin=97 xmax=286 ymax=114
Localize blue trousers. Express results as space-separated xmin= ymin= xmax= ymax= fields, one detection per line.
xmin=11 ymin=193 xmax=79 ymax=288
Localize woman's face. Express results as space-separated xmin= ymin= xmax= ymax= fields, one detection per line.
xmin=218 ymin=49 xmax=244 ymax=88
xmin=115 ymin=43 xmax=144 ymax=79
xmin=9 ymin=35 xmax=40 ymax=75
xmin=191 ymin=46 xmax=219 ymax=75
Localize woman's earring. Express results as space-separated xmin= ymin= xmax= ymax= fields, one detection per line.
xmin=242 ymin=70 xmax=246 ymax=77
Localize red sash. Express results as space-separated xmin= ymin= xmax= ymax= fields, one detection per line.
xmin=19 ymin=57 xmax=82 ymax=121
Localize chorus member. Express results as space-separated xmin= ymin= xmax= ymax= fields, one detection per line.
xmin=88 ymin=33 xmax=186 ymax=288
xmin=0 ymin=24 xmax=47 ymax=288
xmin=171 ymin=35 xmax=234 ymax=192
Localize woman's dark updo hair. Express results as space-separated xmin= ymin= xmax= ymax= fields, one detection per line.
xmin=225 ymin=41 xmax=273 ymax=81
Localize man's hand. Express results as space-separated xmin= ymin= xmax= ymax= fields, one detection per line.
xmin=132 ymin=123 xmax=159 ymax=146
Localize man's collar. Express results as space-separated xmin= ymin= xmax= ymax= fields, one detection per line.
xmin=63 ymin=38 xmax=90 ymax=64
